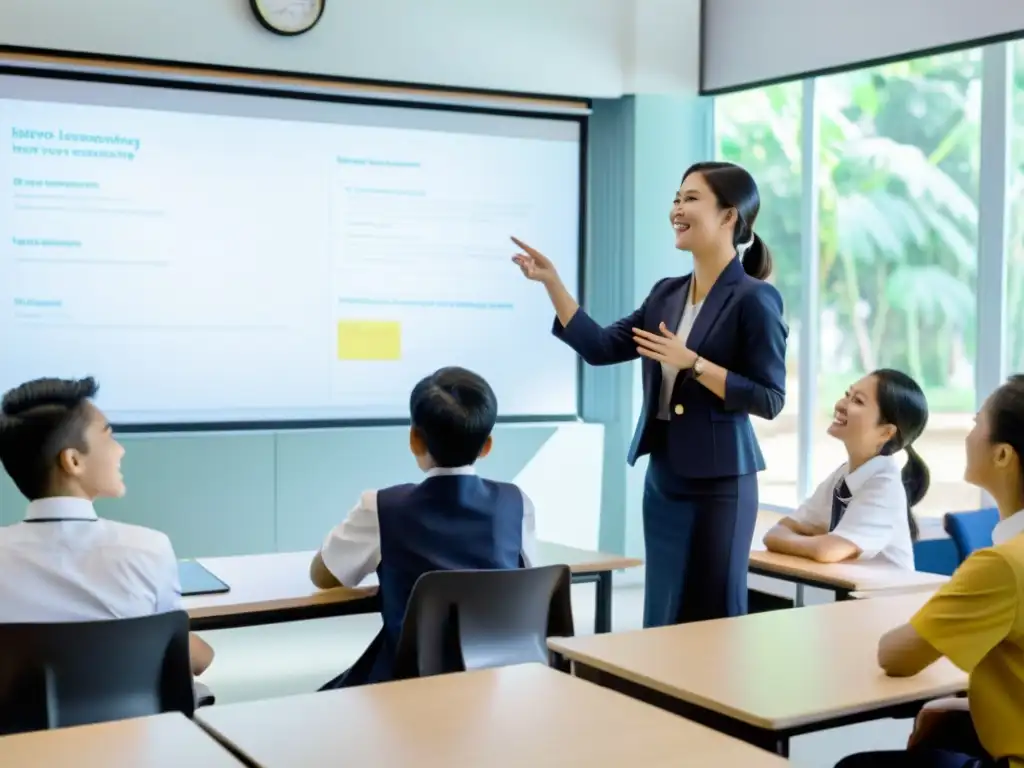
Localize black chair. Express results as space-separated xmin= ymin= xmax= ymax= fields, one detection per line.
xmin=393 ymin=564 xmax=574 ymax=680
xmin=0 ymin=611 xmax=195 ymax=735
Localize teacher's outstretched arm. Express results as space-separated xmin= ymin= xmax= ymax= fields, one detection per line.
xmin=512 ymin=236 xmax=658 ymax=366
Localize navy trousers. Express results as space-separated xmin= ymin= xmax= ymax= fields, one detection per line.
xmin=641 ymin=448 xmax=759 ymax=628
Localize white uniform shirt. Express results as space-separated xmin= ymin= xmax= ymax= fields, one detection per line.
xmin=0 ymin=497 xmax=182 ymax=621
xmin=993 ymin=509 xmax=1024 ymax=545
xmin=791 ymin=454 xmax=915 ymax=570
xmin=320 ymin=466 xmax=539 ymax=588
xmin=657 ymin=295 xmax=704 ymax=420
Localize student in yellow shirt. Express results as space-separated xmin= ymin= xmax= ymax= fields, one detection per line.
xmin=836 ymin=375 xmax=1024 ymax=768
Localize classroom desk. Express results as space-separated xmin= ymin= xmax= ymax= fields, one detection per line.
xmin=849 ymin=587 xmax=939 ymax=600
xmin=0 ymin=713 xmax=242 ymax=768
xmin=185 ymin=542 xmax=642 ymax=634
xmin=196 ymin=663 xmax=789 ymax=767
xmin=748 ymin=547 xmax=949 ymax=605
xmin=548 ymin=593 xmax=966 ymax=757
xmin=750 ymin=510 xmax=949 ymax=605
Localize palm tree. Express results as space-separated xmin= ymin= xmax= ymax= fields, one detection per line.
xmin=819 ymin=84 xmax=977 ymax=377
xmin=716 ymin=55 xmax=980 ymax=387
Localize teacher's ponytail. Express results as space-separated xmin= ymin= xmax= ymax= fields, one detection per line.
xmin=741 ymin=233 xmax=773 ymax=281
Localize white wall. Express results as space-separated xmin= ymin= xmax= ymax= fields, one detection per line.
xmin=0 ymin=0 xmax=700 ymax=97
xmin=629 ymin=0 xmax=701 ymax=94
xmin=703 ymin=0 xmax=1024 ymax=93
xmin=513 ymin=424 xmax=605 ymax=550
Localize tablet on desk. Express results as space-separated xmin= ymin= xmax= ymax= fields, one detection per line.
xmin=179 ymin=560 xmax=231 ymax=597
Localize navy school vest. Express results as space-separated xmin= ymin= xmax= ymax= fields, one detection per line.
xmin=329 ymin=473 xmax=525 ymax=688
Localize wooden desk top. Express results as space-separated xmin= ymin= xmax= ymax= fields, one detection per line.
xmin=752 ymin=510 xmax=950 ymax=593
xmin=749 ymin=516 xmax=950 ymax=594
xmin=748 ymin=547 xmax=949 ymax=592
xmin=850 ymin=587 xmax=940 ymax=600
xmin=184 ymin=551 xmax=374 ymax=621
xmin=535 ymin=540 xmax=643 ymax=574
xmin=0 ymin=714 xmax=241 ymax=768
xmin=197 ymin=664 xmax=788 ymax=767
xmin=548 ymin=593 xmax=966 ymax=731
xmin=184 ymin=542 xmax=642 ymax=621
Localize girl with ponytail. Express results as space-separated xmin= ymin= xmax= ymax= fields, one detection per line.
xmin=763 ymin=368 xmax=929 ymax=569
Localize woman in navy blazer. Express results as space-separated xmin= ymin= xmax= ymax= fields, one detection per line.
xmin=513 ymin=162 xmax=788 ymax=627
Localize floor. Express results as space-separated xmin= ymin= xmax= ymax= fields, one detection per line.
xmin=196 ymin=581 xmax=914 ymax=768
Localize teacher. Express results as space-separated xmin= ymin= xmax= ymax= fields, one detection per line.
xmin=512 ymin=161 xmax=788 ymax=628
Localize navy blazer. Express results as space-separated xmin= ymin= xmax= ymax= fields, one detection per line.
xmin=553 ymin=257 xmax=788 ymax=479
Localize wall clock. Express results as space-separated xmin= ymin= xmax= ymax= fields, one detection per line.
xmin=250 ymin=0 xmax=326 ymax=36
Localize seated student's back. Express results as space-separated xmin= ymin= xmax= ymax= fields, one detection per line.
xmin=763 ymin=369 xmax=929 ymax=569
xmin=0 ymin=501 xmax=179 ymax=620
xmin=311 ymin=366 xmax=537 ymax=689
xmin=0 ymin=377 xmax=213 ymax=676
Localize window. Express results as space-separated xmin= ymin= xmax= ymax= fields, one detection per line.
xmin=814 ymin=51 xmax=983 ymax=517
xmin=715 ymin=82 xmax=803 ymax=507
xmin=1007 ymin=43 xmax=1024 ymax=377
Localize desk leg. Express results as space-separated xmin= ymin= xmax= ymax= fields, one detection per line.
xmin=595 ymin=572 xmax=613 ymax=633
xmin=794 ymin=584 xmax=806 ymax=608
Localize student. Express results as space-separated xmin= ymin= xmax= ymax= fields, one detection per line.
xmin=763 ymin=369 xmax=929 ymax=568
xmin=0 ymin=377 xmax=213 ymax=679
xmin=836 ymin=375 xmax=1024 ymax=768
xmin=310 ymin=366 xmax=538 ymax=689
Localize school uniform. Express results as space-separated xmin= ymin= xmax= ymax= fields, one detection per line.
xmin=318 ymin=465 xmax=537 ymax=689
xmin=0 ymin=497 xmax=182 ymax=621
xmin=790 ymin=454 xmax=915 ymax=569
xmin=839 ymin=511 xmax=1024 ymax=768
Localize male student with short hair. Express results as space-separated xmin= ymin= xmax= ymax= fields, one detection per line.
xmin=310 ymin=365 xmax=538 ymax=688
xmin=0 ymin=376 xmax=213 ymax=678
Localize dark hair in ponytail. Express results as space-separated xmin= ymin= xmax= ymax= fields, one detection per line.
xmin=742 ymin=233 xmax=772 ymax=281
xmin=871 ymin=368 xmax=931 ymax=541
xmin=681 ymin=161 xmax=773 ymax=280
xmin=900 ymin=446 xmax=928 ymax=541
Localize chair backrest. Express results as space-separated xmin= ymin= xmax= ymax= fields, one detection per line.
xmin=911 ymin=538 xmax=959 ymax=576
xmin=392 ymin=564 xmax=574 ymax=681
xmin=0 ymin=610 xmax=194 ymax=735
xmin=943 ymin=507 xmax=1000 ymax=564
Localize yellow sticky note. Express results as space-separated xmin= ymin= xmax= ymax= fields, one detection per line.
xmin=337 ymin=320 xmax=402 ymax=361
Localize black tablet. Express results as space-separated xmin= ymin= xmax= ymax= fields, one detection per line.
xmin=179 ymin=560 xmax=230 ymax=597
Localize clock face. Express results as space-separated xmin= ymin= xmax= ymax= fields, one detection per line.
xmin=251 ymin=0 xmax=326 ymax=35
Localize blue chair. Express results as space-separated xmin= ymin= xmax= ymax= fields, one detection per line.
xmin=943 ymin=507 xmax=1000 ymax=565
xmin=912 ymin=538 xmax=959 ymax=576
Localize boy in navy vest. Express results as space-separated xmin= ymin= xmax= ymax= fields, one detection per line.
xmin=309 ymin=366 xmax=538 ymax=688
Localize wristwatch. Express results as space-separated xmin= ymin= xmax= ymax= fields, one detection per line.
xmin=692 ymin=356 xmax=705 ymax=379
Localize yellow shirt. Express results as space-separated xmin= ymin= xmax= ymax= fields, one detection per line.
xmin=911 ymin=540 xmax=1024 ymax=766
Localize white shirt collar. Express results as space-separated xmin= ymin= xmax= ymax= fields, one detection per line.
xmin=992 ymin=509 xmax=1024 ymax=545
xmin=425 ymin=465 xmax=477 ymax=478
xmin=24 ymin=497 xmax=99 ymax=522
xmin=843 ymin=454 xmax=899 ymax=494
